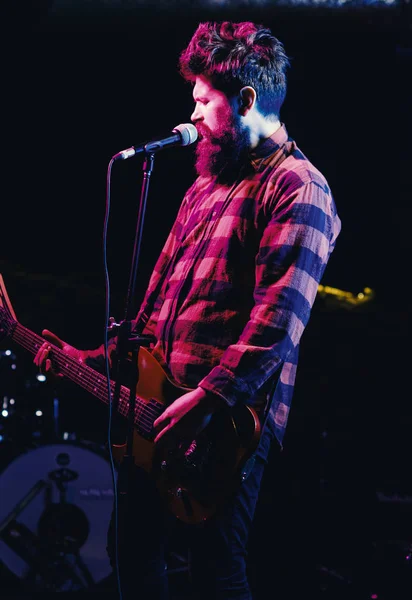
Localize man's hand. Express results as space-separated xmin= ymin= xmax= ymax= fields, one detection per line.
xmin=153 ymin=387 xmax=222 ymax=445
xmin=33 ymin=329 xmax=82 ymax=380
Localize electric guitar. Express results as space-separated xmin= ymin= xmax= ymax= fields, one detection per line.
xmin=0 ymin=303 xmax=261 ymax=524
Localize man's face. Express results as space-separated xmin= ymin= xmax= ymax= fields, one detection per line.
xmin=191 ymin=75 xmax=250 ymax=179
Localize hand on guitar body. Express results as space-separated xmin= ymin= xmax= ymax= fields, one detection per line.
xmin=33 ymin=329 xmax=83 ymax=380
xmin=153 ymin=387 xmax=223 ymax=446
xmin=33 ymin=329 xmax=223 ymax=450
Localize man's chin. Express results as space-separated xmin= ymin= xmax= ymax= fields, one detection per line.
xmin=195 ymin=144 xmax=221 ymax=177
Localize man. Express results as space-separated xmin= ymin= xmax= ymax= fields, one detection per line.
xmin=35 ymin=20 xmax=341 ymax=600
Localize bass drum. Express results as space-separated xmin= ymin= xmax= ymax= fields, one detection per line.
xmin=0 ymin=441 xmax=115 ymax=592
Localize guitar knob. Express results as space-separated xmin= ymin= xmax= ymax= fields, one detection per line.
xmin=160 ymin=460 xmax=168 ymax=471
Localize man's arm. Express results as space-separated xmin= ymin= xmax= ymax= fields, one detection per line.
xmin=198 ymin=178 xmax=341 ymax=408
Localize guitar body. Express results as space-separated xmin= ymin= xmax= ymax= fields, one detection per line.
xmin=112 ymin=347 xmax=261 ymax=524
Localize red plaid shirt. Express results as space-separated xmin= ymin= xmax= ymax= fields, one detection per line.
xmin=96 ymin=124 xmax=340 ymax=446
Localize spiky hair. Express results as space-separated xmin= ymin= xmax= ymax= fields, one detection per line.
xmin=179 ymin=21 xmax=290 ymax=118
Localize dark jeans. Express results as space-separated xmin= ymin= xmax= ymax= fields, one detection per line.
xmin=107 ymin=423 xmax=277 ymax=600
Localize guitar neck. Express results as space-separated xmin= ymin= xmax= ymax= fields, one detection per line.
xmin=11 ymin=322 xmax=142 ymax=422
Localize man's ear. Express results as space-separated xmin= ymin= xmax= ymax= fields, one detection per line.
xmin=239 ymin=86 xmax=256 ymax=115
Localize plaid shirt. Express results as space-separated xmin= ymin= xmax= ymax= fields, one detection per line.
xmin=128 ymin=124 xmax=340 ymax=446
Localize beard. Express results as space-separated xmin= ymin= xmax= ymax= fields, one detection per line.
xmin=194 ymin=114 xmax=251 ymax=185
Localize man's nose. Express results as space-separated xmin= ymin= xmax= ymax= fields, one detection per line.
xmin=191 ymin=106 xmax=202 ymax=123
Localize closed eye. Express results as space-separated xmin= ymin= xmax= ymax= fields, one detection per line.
xmin=193 ymin=97 xmax=209 ymax=105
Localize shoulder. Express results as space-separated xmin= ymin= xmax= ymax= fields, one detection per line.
xmin=257 ymin=144 xmax=340 ymax=232
xmin=272 ymin=142 xmax=331 ymax=199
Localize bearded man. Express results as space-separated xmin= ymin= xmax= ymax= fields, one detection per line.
xmin=35 ymin=20 xmax=341 ymax=600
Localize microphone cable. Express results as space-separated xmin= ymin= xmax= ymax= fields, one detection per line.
xmin=103 ymin=156 xmax=123 ymax=600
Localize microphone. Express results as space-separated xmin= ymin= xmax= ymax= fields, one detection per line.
xmin=113 ymin=123 xmax=198 ymax=161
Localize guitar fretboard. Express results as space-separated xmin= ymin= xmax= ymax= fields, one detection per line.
xmin=11 ymin=322 xmax=162 ymax=438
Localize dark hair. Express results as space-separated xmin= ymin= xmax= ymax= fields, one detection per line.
xmin=179 ymin=21 xmax=290 ymax=119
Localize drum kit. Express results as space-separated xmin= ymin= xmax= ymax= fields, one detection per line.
xmin=0 ymin=348 xmax=115 ymax=593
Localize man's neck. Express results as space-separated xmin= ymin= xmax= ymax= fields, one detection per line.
xmin=249 ymin=119 xmax=281 ymax=149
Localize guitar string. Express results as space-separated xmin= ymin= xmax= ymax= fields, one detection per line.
xmin=5 ymin=317 xmax=159 ymax=431
xmin=12 ymin=325 xmax=162 ymax=435
xmin=12 ymin=322 xmax=157 ymax=423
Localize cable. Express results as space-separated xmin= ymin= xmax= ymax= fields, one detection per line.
xmin=103 ymin=157 xmax=123 ymax=600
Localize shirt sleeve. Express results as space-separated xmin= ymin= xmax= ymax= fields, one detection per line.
xmin=80 ymin=337 xmax=118 ymax=374
xmin=198 ymin=177 xmax=341 ymax=407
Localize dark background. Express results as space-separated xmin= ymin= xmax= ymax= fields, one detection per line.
xmin=0 ymin=2 xmax=410 ymax=598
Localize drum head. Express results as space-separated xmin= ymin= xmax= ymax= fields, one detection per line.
xmin=0 ymin=442 xmax=114 ymax=591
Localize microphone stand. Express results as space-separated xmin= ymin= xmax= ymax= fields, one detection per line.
xmin=110 ymin=150 xmax=157 ymax=499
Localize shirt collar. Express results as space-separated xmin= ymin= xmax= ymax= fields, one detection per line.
xmin=249 ymin=123 xmax=289 ymax=172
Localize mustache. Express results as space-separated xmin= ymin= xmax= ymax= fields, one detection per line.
xmin=195 ymin=125 xmax=210 ymax=140
xmin=196 ymin=127 xmax=233 ymax=146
